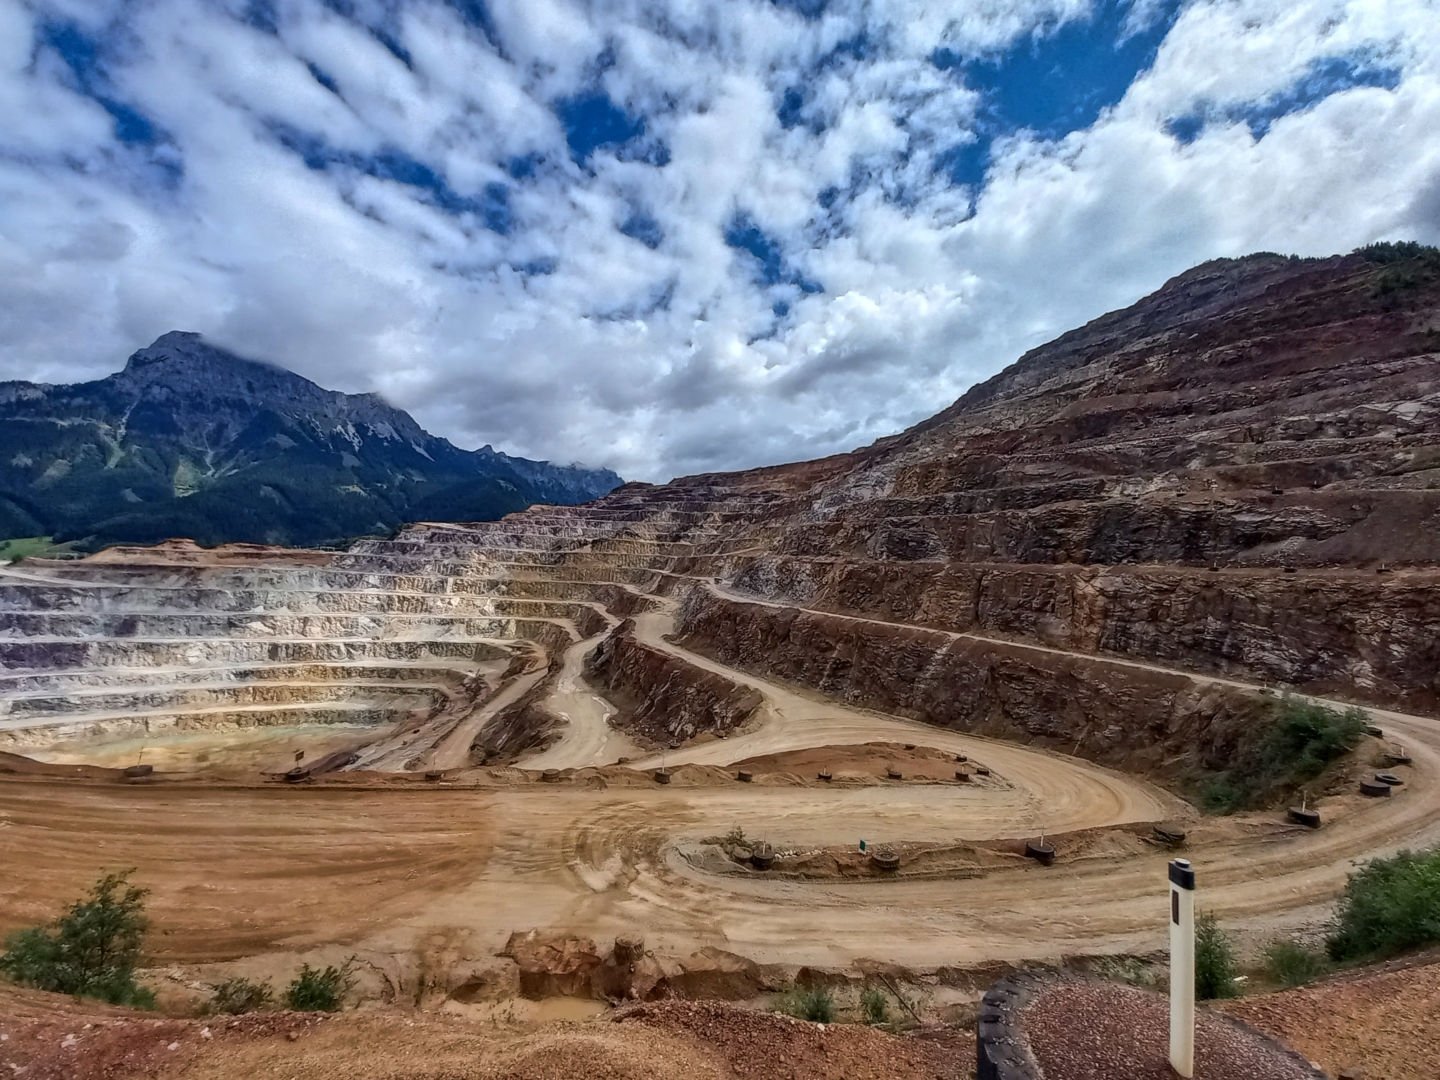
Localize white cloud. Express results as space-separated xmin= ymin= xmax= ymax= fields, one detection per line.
xmin=0 ymin=0 xmax=1437 ymax=479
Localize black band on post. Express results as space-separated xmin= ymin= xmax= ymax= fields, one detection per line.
xmin=1168 ymin=859 xmax=1196 ymax=890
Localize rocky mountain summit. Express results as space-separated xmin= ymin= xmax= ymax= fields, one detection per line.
xmin=0 ymin=331 xmax=621 ymax=549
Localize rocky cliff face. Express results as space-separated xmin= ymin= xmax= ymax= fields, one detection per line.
xmin=0 ymin=331 xmax=621 ymax=550
xmin=2 ymin=246 xmax=1436 ymax=796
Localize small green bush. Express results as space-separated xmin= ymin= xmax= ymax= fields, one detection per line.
xmin=284 ymin=960 xmax=355 ymax=1012
xmin=773 ymin=984 xmax=835 ymax=1023
xmin=1196 ymin=697 xmax=1367 ymax=813
xmin=0 ymin=870 xmax=154 ymax=1007
xmin=1195 ymin=913 xmax=1240 ymax=1000
xmin=209 ymin=976 xmax=274 ymax=1015
xmin=1262 ymin=939 xmax=1328 ymax=988
xmin=860 ymin=985 xmax=889 ymax=1025
xmin=1327 ymin=847 xmax=1440 ymax=962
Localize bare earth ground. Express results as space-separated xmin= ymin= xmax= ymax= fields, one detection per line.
xmin=0 ymin=985 xmax=972 ymax=1080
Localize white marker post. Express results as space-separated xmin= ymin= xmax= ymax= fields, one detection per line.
xmin=1169 ymin=858 xmax=1196 ymax=1078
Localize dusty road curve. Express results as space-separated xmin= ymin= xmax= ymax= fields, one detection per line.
xmin=3 ymin=539 xmax=1439 ymax=978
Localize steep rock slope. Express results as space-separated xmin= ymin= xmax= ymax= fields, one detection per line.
xmin=0 ymin=332 xmax=621 ymax=549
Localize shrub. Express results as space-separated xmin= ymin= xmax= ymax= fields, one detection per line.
xmin=1197 ymin=697 xmax=1367 ymax=813
xmin=1326 ymin=847 xmax=1440 ymax=963
xmin=1195 ymin=913 xmax=1240 ymax=1000
xmin=860 ymin=985 xmax=889 ymax=1025
xmin=209 ymin=976 xmax=274 ymax=1015
xmin=1262 ymin=939 xmax=1328 ymax=988
xmin=773 ymin=984 xmax=835 ymax=1023
xmin=284 ymin=960 xmax=355 ymax=1012
xmin=0 ymin=870 xmax=154 ymax=1007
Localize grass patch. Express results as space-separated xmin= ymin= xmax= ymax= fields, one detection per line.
xmin=1091 ymin=955 xmax=1159 ymax=989
xmin=1327 ymin=847 xmax=1440 ymax=963
xmin=1262 ymin=939 xmax=1329 ymax=988
xmin=0 ymin=536 xmax=73 ymax=563
xmin=1196 ymin=696 xmax=1367 ymax=813
xmin=772 ymin=984 xmax=835 ymax=1023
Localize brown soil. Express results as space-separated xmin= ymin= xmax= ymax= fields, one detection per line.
xmin=1226 ymin=951 xmax=1440 ymax=1080
xmin=0 ymin=984 xmax=968 ymax=1080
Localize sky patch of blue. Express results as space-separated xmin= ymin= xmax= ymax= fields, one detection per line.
xmin=556 ymin=91 xmax=648 ymax=164
xmin=725 ymin=214 xmax=823 ymax=311
xmin=932 ymin=1 xmax=1179 ymax=187
xmin=620 ymin=209 xmax=664 ymax=249
xmin=1166 ymin=52 xmax=1404 ymax=144
xmin=306 ymin=62 xmax=340 ymax=95
xmin=269 ymin=123 xmax=511 ymax=232
xmin=38 ymin=20 xmax=183 ymax=186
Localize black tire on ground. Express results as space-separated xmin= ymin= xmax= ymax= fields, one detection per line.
xmin=284 ymin=767 xmax=311 ymax=784
xmin=122 ymin=764 xmax=153 ymax=779
xmin=886 ymin=767 xmax=903 ymax=780
xmin=1383 ymin=752 xmax=1413 ymax=768
xmin=540 ymin=768 xmax=561 ymax=783
xmin=817 ymin=770 xmax=833 ymax=782
xmin=1025 ymin=840 xmax=1057 ymax=866
xmin=1365 ymin=724 xmax=1384 ymax=738
xmin=1152 ymin=825 xmax=1186 ymax=846
xmin=903 ymin=743 xmax=916 ymax=751
xmin=425 ymin=770 xmax=445 ymax=782
xmin=736 ymin=770 xmax=753 ymax=783
xmin=1375 ymin=772 xmax=1404 ymax=786
xmin=954 ymin=753 xmax=967 ymax=763
xmin=1287 ymin=807 xmax=1322 ymax=828
xmin=751 ymin=843 xmax=774 ymax=870
xmin=1359 ymin=779 xmax=1391 ymax=797
xmin=976 ymin=766 xmax=991 ymax=777
xmin=955 ymin=770 xmax=971 ymax=782
xmin=870 ymin=847 xmax=901 ymax=872
xmin=653 ymin=768 xmax=672 ymax=785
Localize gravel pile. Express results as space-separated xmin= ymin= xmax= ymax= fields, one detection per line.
xmin=1021 ymin=981 xmax=1322 ymax=1079
xmin=1226 ymin=950 xmax=1440 ymax=1080
xmin=616 ymin=999 xmax=971 ymax=1079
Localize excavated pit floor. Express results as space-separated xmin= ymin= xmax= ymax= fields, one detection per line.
xmin=0 ymin=490 xmax=1435 ymax=995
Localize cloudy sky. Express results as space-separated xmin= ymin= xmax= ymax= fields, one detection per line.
xmin=1 ymin=0 xmax=1437 ymax=479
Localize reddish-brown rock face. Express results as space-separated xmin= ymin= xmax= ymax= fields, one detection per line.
xmin=654 ymin=250 xmax=1440 ymax=725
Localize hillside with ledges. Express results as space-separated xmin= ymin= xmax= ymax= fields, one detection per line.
xmin=2 ymin=247 xmax=1439 ymax=999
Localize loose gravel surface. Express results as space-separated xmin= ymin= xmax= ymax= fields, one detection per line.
xmin=0 ymin=984 xmax=972 ymax=1080
xmin=1227 ymin=951 xmax=1440 ymax=1080
xmin=615 ymin=1000 xmax=972 ymax=1079
xmin=1021 ymin=981 xmax=1322 ymax=1079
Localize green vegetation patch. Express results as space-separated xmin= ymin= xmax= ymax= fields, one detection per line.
xmin=0 ymin=536 xmax=73 ymax=562
xmin=0 ymin=870 xmax=154 ymax=1007
xmin=1327 ymin=846 xmax=1440 ymax=963
xmin=1195 ymin=696 xmax=1367 ymax=814
xmin=1354 ymin=241 xmax=1440 ymax=302
xmin=772 ymin=983 xmax=836 ymax=1023
xmin=1195 ymin=913 xmax=1240 ymax=1000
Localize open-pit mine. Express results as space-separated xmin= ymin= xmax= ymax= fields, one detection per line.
xmin=2 ymin=251 xmax=1438 ymax=1007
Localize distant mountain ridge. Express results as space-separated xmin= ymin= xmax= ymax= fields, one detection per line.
xmin=0 ymin=331 xmax=621 ymax=550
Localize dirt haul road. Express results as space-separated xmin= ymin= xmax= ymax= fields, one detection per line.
xmin=2 ymin=574 xmax=1437 ymax=977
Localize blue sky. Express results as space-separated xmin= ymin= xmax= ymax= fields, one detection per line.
xmin=1 ymin=0 xmax=1438 ymax=478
